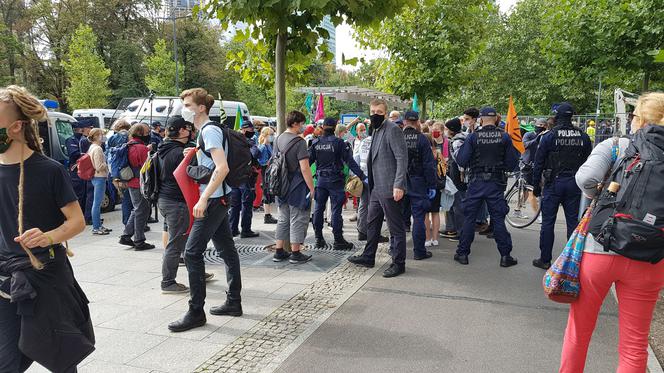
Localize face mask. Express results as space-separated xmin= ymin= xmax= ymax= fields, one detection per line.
xmin=535 ymin=126 xmax=545 ymax=134
xmin=0 ymin=127 xmax=13 ymax=154
xmin=370 ymin=114 xmax=385 ymax=129
xmin=432 ymin=130 xmax=441 ymax=138
xmin=268 ymin=135 xmax=275 ymax=143
xmin=181 ymin=107 xmax=196 ymax=123
xmin=357 ymin=131 xmax=366 ymax=139
xmin=297 ymin=125 xmax=305 ymax=134
xmin=245 ymin=131 xmax=255 ymax=139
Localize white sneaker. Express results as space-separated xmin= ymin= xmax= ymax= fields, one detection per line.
xmin=432 ymin=240 xmax=439 ymax=246
xmin=538 ymin=215 xmax=543 ymax=224
xmin=424 ymin=240 xmax=432 ymax=247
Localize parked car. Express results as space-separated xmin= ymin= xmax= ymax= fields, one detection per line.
xmin=120 ymin=97 xmax=251 ymax=128
xmin=73 ymin=108 xmax=123 ymax=130
xmin=38 ymin=111 xmax=119 ymax=212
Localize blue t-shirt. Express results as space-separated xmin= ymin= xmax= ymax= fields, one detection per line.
xmin=197 ymin=123 xmax=231 ymax=198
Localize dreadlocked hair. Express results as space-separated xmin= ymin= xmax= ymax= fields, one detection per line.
xmin=0 ymin=86 xmax=63 ymax=269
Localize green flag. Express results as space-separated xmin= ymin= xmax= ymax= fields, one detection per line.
xmin=234 ymin=105 xmax=242 ymax=130
xmin=412 ymin=93 xmax=419 ymax=112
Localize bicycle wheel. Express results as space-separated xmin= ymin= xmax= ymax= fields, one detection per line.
xmin=505 ymin=184 xmax=540 ymax=228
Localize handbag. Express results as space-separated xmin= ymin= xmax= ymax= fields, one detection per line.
xmin=542 ymin=137 xmax=620 ymax=303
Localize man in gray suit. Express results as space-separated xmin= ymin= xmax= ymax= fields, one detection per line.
xmin=348 ymin=98 xmax=409 ymax=278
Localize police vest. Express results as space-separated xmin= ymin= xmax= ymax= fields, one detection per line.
xmin=469 ymin=126 xmax=506 ymax=181
xmin=544 ymin=125 xmax=586 ymax=177
xmin=313 ymin=135 xmax=343 ymax=180
xmin=404 ymin=127 xmax=423 ymax=176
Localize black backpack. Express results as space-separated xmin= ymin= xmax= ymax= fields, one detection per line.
xmin=139 ymin=151 xmax=160 ymax=203
xmin=195 ymin=122 xmax=252 ymax=188
xmin=265 ymin=136 xmax=303 ymax=198
xmin=589 ymin=127 xmax=664 ymax=263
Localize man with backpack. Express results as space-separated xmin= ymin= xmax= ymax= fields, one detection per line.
xmin=168 ymin=88 xmax=243 ymax=333
xmin=118 ymin=123 xmax=155 ymax=251
xmin=66 ymin=119 xmax=95 ymax=225
xmin=107 ymin=119 xmax=133 ymax=225
xmin=153 ymin=116 xmax=194 ymax=294
xmin=310 ymin=117 xmax=366 ymax=251
xmin=267 ymin=111 xmax=315 ymax=264
xmin=229 ymin=120 xmax=260 ymax=238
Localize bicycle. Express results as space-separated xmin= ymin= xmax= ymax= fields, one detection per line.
xmin=505 ymin=164 xmax=541 ymax=228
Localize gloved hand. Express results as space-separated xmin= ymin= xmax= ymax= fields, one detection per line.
xmin=533 ymin=185 xmax=542 ymax=198
xmin=427 ymin=189 xmax=437 ymax=200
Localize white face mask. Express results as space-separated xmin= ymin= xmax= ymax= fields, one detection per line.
xmin=181 ymin=107 xmax=196 ymax=123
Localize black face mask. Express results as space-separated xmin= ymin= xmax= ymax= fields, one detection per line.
xmin=245 ymin=131 xmax=255 ymax=139
xmin=370 ymin=114 xmax=385 ymax=129
xmin=535 ymin=126 xmax=545 ymax=134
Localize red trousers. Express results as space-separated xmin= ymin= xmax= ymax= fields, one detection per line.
xmin=560 ymin=253 xmax=664 ymax=373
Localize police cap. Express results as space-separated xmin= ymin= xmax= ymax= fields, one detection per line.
xmin=323 ymin=117 xmax=337 ymax=127
xmin=479 ymin=107 xmax=497 ymax=117
xmin=555 ymin=102 xmax=575 ymax=118
xmin=404 ymin=111 xmax=419 ymax=121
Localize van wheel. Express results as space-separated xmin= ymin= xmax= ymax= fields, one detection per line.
xmin=101 ymin=192 xmax=115 ymax=213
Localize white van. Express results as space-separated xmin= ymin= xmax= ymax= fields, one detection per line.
xmin=72 ymin=109 xmax=122 ymax=130
xmin=120 ymin=97 xmax=251 ymax=128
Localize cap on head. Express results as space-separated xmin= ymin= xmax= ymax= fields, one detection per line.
xmin=323 ymin=117 xmax=337 ymax=127
xmin=76 ymin=118 xmax=95 ymax=129
xmin=404 ymin=111 xmax=419 ymax=121
xmin=479 ymin=107 xmax=497 ymax=117
xmin=555 ymin=102 xmax=575 ymax=118
xmin=444 ymin=118 xmax=462 ymax=133
xmin=240 ymin=120 xmax=254 ymax=130
xmin=150 ymin=120 xmax=162 ymax=128
xmin=166 ymin=116 xmax=191 ymax=132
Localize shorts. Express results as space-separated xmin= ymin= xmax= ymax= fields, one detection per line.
xmin=428 ymin=190 xmax=442 ymax=213
xmin=521 ymin=164 xmax=534 ymax=187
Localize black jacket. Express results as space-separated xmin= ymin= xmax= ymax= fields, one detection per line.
xmin=157 ymin=139 xmax=186 ymax=202
xmin=0 ymin=246 xmax=95 ymax=372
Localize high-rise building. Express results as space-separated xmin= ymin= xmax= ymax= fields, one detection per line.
xmin=163 ymin=0 xmax=199 ymax=17
xmin=320 ymin=15 xmax=337 ymax=64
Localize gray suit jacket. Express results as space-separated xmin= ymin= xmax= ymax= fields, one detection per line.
xmin=369 ymin=119 xmax=408 ymax=198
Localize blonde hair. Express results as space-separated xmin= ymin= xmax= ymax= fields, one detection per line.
xmin=180 ymin=88 xmax=215 ymax=114
xmin=258 ymin=126 xmax=274 ymax=145
xmin=0 ymin=86 xmax=52 ymax=269
xmin=635 ymin=92 xmax=664 ymax=126
xmin=112 ymin=118 xmax=130 ymax=132
xmin=88 ymin=128 xmax=104 ymax=143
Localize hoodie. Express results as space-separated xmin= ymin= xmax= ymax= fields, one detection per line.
xmin=157 ymin=139 xmax=186 ymax=202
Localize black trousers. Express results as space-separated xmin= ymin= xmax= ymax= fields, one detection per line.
xmin=360 ymin=191 xmax=407 ymax=265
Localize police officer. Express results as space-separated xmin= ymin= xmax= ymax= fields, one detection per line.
xmin=310 ymin=117 xmax=366 ymax=250
xmin=66 ymin=119 xmax=95 ymax=225
xmin=454 ymin=107 xmax=520 ymax=267
xmin=402 ymin=111 xmax=436 ymax=260
xmin=532 ymin=102 xmax=592 ymax=269
xmin=230 ymin=120 xmax=260 ymax=238
xmin=149 ymin=120 xmax=163 ymax=152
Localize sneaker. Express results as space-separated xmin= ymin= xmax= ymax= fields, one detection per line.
xmin=119 ymin=235 xmax=134 ymax=247
xmin=448 ymin=236 xmax=459 ymax=242
xmin=424 ymin=240 xmax=432 ymax=247
xmin=273 ymin=249 xmax=291 ymax=262
xmin=162 ymin=283 xmax=189 ymax=294
xmin=240 ymin=230 xmax=260 ymax=238
xmin=134 ymin=242 xmax=155 ymax=251
xmin=204 ymin=273 xmax=215 ymax=282
xmin=537 ymin=215 xmax=543 ymax=224
xmin=349 ymin=214 xmax=358 ymax=222
xmin=431 ymin=240 xmax=439 ymax=246
xmin=101 ymin=226 xmax=113 ymax=233
xmin=378 ymin=235 xmax=389 ymax=243
xmin=264 ymin=214 xmax=278 ymax=224
xmin=440 ymin=231 xmax=457 ymax=239
xmin=147 ymin=217 xmax=158 ymax=224
xmin=289 ymin=251 xmax=312 ymax=264
xmin=92 ymin=229 xmax=109 ymax=236
xmin=315 ymin=236 xmax=327 ymax=248
xmin=232 ymin=230 xmax=240 ymax=237
xmin=512 ymin=210 xmax=528 ymax=219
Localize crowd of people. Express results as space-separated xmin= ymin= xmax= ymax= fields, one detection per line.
xmin=2 ymin=83 xmax=664 ymax=372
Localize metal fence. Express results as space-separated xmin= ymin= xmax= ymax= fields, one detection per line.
xmin=518 ymin=113 xmax=627 ymax=147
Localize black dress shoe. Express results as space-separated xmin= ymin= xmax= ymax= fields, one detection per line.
xmin=144 ymin=225 xmax=151 ymax=232
xmin=358 ymin=232 xmax=367 ymax=241
xmin=382 ymin=263 xmax=405 ymax=278
xmin=315 ymin=236 xmax=327 ymax=248
xmin=454 ymin=254 xmax=469 ymax=265
xmin=347 ymin=255 xmax=374 ymax=268
xmin=134 ymin=242 xmax=155 ymax=251
xmin=405 ymin=226 xmax=411 ymax=233
xmin=414 ymin=251 xmax=433 ymax=260
xmin=240 ymin=230 xmax=259 ymax=238
xmin=532 ymin=258 xmax=551 ymax=269
xmin=119 ymin=235 xmax=134 ymax=247
xmin=232 ymin=230 xmax=240 ymax=237
xmin=333 ymin=238 xmax=354 ymax=251
xmin=210 ymin=299 xmax=243 ymax=317
xmin=378 ymin=235 xmax=389 ymax=243
xmin=500 ymin=255 xmax=518 ymax=268
xmin=168 ymin=308 xmax=206 ymax=332
xmin=147 ymin=217 xmax=158 ymax=224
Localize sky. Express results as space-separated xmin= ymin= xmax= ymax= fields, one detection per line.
xmin=334 ymin=0 xmax=520 ymax=67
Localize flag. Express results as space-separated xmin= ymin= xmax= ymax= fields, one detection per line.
xmin=234 ymin=104 xmax=242 ymax=131
xmin=506 ymin=96 xmax=525 ymax=153
xmin=304 ymin=93 xmax=313 ymax=112
xmin=412 ymin=93 xmax=419 ymax=112
xmin=314 ymin=93 xmax=325 ymax=122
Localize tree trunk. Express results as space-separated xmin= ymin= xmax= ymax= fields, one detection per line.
xmin=275 ymin=30 xmax=287 ymax=135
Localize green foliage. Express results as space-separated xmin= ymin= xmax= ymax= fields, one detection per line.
xmin=62 ymin=24 xmax=112 ymax=109
xmin=145 ymin=39 xmax=181 ymax=96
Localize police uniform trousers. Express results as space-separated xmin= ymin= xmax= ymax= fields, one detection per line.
xmin=538 ymin=175 xmax=581 ymax=262
xmin=401 ymin=195 xmax=412 ymax=229
xmin=70 ymin=170 xmax=94 ymax=222
xmin=409 ymin=194 xmax=430 ymax=257
xmin=359 ymin=192 xmax=407 ymax=265
xmin=313 ymin=182 xmax=346 ymax=239
xmin=229 ymin=183 xmax=255 ymax=234
xmin=457 ymin=181 xmax=512 ymax=257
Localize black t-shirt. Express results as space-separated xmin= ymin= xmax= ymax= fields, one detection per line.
xmin=0 ymin=153 xmax=78 ymax=260
xmin=275 ymin=132 xmax=308 ymax=174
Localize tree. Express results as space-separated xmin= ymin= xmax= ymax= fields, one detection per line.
xmin=145 ymin=39 xmax=181 ymax=96
xmin=62 ymin=24 xmax=112 ymax=109
xmin=202 ymin=0 xmax=413 ymax=132
xmin=355 ymin=0 xmax=496 ymax=119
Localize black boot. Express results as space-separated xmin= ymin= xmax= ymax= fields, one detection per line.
xmin=210 ymin=297 xmax=243 ymax=317
xmin=168 ymin=308 xmax=206 ymax=332
xmin=315 ymin=236 xmax=327 ymax=248
xmin=333 ymin=236 xmax=354 ymax=251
